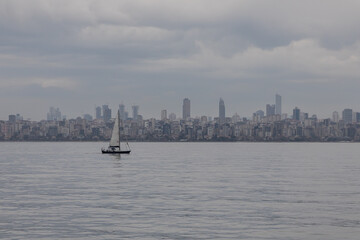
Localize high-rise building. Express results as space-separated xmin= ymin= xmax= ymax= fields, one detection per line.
xmin=266 ymin=104 xmax=275 ymax=116
xmin=353 ymin=112 xmax=357 ymax=123
xmin=119 ymin=104 xmax=126 ymax=120
xmin=182 ymin=98 xmax=190 ymax=120
xmin=83 ymin=114 xmax=93 ymax=121
xmin=102 ymin=105 xmax=111 ymax=122
xmin=342 ymin=108 xmax=353 ymax=124
xmin=293 ymin=107 xmax=300 ymax=121
xmin=8 ymin=115 xmax=16 ymax=123
xmin=15 ymin=114 xmax=23 ymax=121
xmin=356 ymin=112 xmax=360 ymax=123
xmin=47 ymin=107 xmax=62 ymax=121
xmin=300 ymin=112 xmax=308 ymax=122
xmin=255 ymin=110 xmax=265 ymax=118
xmin=332 ymin=111 xmax=339 ymax=122
xmin=232 ymin=113 xmax=241 ymax=123
xmin=95 ymin=106 xmax=102 ymax=119
xmin=253 ymin=110 xmax=264 ymax=122
xmin=161 ymin=109 xmax=167 ymax=121
xmin=169 ymin=113 xmax=176 ymax=121
xmin=219 ymin=98 xmax=225 ymax=124
xmin=275 ymin=94 xmax=282 ymax=115
xmin=132 ymin=105 xmax=139 ymax=120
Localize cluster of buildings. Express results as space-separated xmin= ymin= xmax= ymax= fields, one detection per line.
xmin=1 ymin=95 xmax=360 ymax=141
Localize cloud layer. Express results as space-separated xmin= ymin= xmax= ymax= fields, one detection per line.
xmin=1 ymin=0 xmax=360 ymax=120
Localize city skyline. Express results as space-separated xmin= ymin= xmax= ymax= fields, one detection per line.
xmin=1 ymin=1 xmax=360 ymax=120
xmin=1 ymin=93 xmax=359 ymax=121
xmin=4 ymin=93 xmax=360 ymax=123
xmin=3 ymin=100 xmax=360 ymax=142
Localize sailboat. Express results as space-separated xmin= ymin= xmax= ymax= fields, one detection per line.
xmin=101 ymin=110 xmax=131 ymax=154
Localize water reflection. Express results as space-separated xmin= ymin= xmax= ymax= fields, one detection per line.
xmin=112 ymin=156 xmax=123 ymax=169
xmin=112 ymin=154 xmax=122 ymax=161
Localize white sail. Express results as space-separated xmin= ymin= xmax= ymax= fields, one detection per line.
xmin=101 ymin=110 xmax=130 ymax=154
xmin=109 ymin=111 xmax=120 ymax=147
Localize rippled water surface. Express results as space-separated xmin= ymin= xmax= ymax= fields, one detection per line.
xmin=1 ymin=142 xmax=360 ymax=239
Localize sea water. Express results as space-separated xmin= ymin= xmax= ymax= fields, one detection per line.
xmin=0 ymin=142 xmax=359 ymax=239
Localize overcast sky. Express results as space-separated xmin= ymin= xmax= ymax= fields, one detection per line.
xmin=1 ymin=0 xmax=360 ymax=120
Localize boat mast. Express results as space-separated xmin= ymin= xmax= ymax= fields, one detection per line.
xmin=118 ymin=110 xmax=121 ymax=151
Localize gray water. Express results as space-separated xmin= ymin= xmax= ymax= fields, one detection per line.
xmin=0 ymin=142 xmax=359 ymax=240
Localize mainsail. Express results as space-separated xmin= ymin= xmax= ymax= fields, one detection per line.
xmin=109 ymin=111 xmax=120 ymax=147
xmin=101 ymin=110 xmax=130 ymax=154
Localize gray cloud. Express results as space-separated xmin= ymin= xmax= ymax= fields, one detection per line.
xmin=1 ymin=0 xmax=360 ymax=120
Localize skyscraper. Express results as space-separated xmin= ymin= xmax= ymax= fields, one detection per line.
xmin=182 ymin=98 xmax=190 ymax=120
xmin=119 ymin=104 xmax=126 ymax=120
xmin=254 ymin=110 xmax=265 ymax=118
xmin=219 ymin=98 xmax=225 ymax=124
xmin=8 ymin=115 xmax=16 ymax=123
xmin=266 ymin=104 xmax=275 ymax=116
xmin=83 ymin=114 xmax=93 ymax=121
xmin=356 ymin=112 xmax=360 ymax=123
xmin=169 ymin=113 xmax=176 ymax=121
xmin=95 ymin=106 xmax=102 ymax=119
xmin=342 ymin=109 xmax=353 ymax=124
xmin=161 ymin=109 xmax=167 ymax=121
xmin=275 ymin=94 xmax=282 ymax=115
xmin=232 ymin=113 xmax=241 ymax=123
xmin=102 ymin=105 xmax=111 ymax=122
xmin=332 ymin=111 xmax=339 ymax=122
xmin=293 ymin=107 xmax=300 ymax=121
xmin=47 ymin=107 xmax=62 ymax=121
xmin=132 ymin=105 xmax=139 ymax=120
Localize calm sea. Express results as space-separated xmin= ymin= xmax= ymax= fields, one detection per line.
xmin=0 ymin=142 xmax=359 ymax=239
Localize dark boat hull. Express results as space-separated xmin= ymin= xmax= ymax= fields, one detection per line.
xmin=102 ymin=150 xmax=131 ymax=154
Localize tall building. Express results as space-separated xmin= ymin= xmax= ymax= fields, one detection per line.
xmin=275 ymin=94 xmax=282 ymax=115
xmin=342 ymin=108 xmax=353 ymax=124
xmin=47 ymin=107 xmax=62 ymax=121
xmin=353 ymin=112 xmax=357 ymax=123
xmin=169 ymin=113 xmax=176 ymax=121
xmin=83 ymin=114 xmax=93 ymax=121
xmin=161 ymin=109 xmax=167 ymax=121
xmin=332 ymin=111 xmax=339 ymax=122
xmin=182 ymin=98 xmax=190 ymax=120
xmin=253 ymin=110 xmax=265 ymax=122
xmin=8 ymin=115 xmax=16 ymax=123
xmin=102 ymin=105 xmax=111 ymax=122
xmin=254 ymin=110 xmax=265 ymax=118
xmin=356 ymin=112 xmax=360 ymax=123
xmin=266 ymin=104 xmax=275 ymax=116
xmin=132 ymin=105 xmax=139 ymax=120
xmin=219 ymin=98 xmax=225 ymax=124
xmin=300 ymin=112 xmax=308 ymax=122
xmin=15 ymin=114 xmax=23 ymax=121
xmin=95 ymin=106 xmax=102 ymax=119
xmin=119 ymin=104 xmax=126 ymax=120
xmin=293 ymin=107 xmax=300 ymax=121
xmin=232 ymin=113 xmax=241 ymax=123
